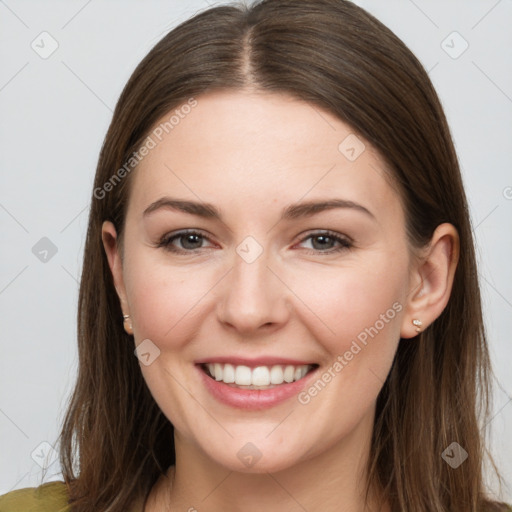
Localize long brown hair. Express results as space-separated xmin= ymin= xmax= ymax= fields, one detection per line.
xmin=57 ymin=0 xmax=508 ymax=510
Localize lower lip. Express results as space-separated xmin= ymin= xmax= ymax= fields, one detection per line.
xmin=196 ymin=364 xmax=318 ymax=410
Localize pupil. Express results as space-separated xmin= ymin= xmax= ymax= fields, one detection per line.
xmin=312 ymin=235 xmax=332 ymax=250
xmin=182 ymin=234 xmax=202 ymax=249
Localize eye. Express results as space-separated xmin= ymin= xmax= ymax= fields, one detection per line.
xmin=297 ymin=230 xmax=352 ymax=253
xmin=157 ymin=229 xmax=352 ymax=254
xmin=158 ymin=230 xmax=215 ymax=253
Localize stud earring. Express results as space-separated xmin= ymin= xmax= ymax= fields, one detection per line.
xmin=412 ymin=319 xmax=423 ymax=333
xmin=123 ymin=314 xmax=133 ymax=335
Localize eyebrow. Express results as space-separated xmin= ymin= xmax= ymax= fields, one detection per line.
xmin=143 ymin=197 xmax=375 ymax=221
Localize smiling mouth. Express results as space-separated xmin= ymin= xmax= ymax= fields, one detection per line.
xmin=200 ymin=362 xmax=319 ymax=390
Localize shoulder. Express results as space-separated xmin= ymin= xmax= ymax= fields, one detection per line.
xmin=482 ymin=502 xmax=512 ymax=512
xmin=0 ymin=481 xmax=70 ymax=512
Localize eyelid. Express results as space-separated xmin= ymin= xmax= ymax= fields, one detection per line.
xmin=297 ymin=229 xmax=352 ymax=241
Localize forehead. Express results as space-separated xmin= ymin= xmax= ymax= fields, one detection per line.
xmin=129 ymin=90 xmax=402 ymax=221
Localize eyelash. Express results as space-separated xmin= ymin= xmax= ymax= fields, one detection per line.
xmin=157 ymin=229 xmax=353 ymax=255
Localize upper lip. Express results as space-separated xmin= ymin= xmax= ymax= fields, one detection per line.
xmin=194 ymin=356 xmax=317 ymax=367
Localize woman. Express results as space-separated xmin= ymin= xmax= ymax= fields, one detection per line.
xmin=1 ymin=0 xmax=510 ymax=510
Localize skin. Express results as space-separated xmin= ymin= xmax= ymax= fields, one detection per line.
xmin=102 ymin=90 xmax=459 ymax=512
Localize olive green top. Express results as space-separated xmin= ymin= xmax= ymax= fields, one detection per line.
xmin=0 ymin=481 xmax=145 ymax=512
xmin=1 ymin=481 xmax=511 ymax=511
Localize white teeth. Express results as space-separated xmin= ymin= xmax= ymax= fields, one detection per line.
xmin=234 ymin=365 xmax=252 ymax=385
xmin=214 ymin=363 xmax=223 ymax=381
xmin=203 ymin=363 xmax=313 ymax=387
xmin=252 ymin=366 xmax=270 ymax=386
xmin=294 ymin=366 xmax=308 ymax=381
xmin=223 ymin=363 xmax=235 ymax=383
xmin=269 ymin=365 xmax=284 ymax=384
xmin=283 ymin=365 xmax=295 ymax=383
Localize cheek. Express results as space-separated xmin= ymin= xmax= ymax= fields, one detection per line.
xmin=289 ymin=263 xmax=405 ymax=427
xmin=285 ymin=256 xmax=406 ymax=361
xmin=125 ymin=255 xmax=219 ymax=349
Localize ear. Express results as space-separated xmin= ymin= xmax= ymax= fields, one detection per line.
xmin=400 ymin=223 xmax=460 ymax=339
xmin=101 ymin=220 xmax=133 ymax=334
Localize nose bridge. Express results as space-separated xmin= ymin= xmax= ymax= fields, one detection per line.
xmin=217 ymin=243 xmax=289 ymax=332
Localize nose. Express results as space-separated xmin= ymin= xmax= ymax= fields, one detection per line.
xmin=216 ymin=249 xmax=291 ymax=335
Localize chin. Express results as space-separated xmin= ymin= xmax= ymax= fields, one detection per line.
xmin=203 ymin=442 xmax=306 ymax=475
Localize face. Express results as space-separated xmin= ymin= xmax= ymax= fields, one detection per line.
xmin=104 ymin=90 xmax=415 ymax=474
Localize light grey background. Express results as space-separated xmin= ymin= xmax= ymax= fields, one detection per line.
xmin=1 ymin=0 xmax=511 ymax=502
